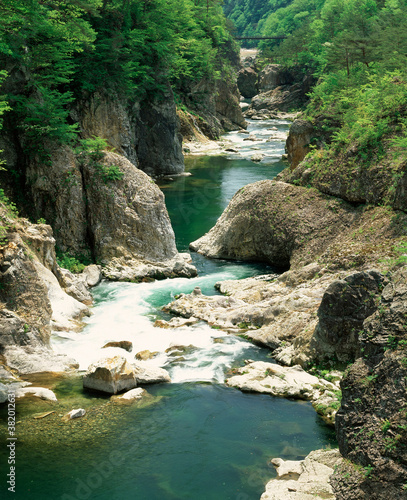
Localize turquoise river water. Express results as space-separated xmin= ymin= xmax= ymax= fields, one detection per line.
xmin=0 ymin=119 xmax=336 ymax=500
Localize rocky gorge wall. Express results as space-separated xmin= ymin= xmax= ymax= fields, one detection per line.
xmin=176 ymin=41 xmax=247 ymax=143
xmin=182 ymin=72 xmax=407 ymax=496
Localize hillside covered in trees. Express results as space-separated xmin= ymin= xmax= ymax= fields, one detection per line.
xmin=0 ymin=0 xmax=238 ymax=171
xmin=226 ymin=0 xmax=407 ymax=181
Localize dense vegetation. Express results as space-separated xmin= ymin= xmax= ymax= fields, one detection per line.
xmin=266 ymin=0 xmax=407 ymax=162
xmin=223 ymin=1 xmax=294 ymax=46
xmin=224 ymin=0 xmax=407 ymax=166
xmin=0 ymin=0 xmax=233 ymax=149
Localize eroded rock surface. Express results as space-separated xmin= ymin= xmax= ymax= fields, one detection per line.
xmin=261 ymin=449 xmax=343 ymax=500
xmin=82 ymin=152 xmax=196 ymax=281
xmin=331 ymin=265 xmax=407 ymax=499
xmin=190 ymin=180 xmax=406 ymax=273
xmin=83 ymin=356 xmax=137 ymax=394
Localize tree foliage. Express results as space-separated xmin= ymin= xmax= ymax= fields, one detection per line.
xmin=0 ymin=0 xmax=233 ymax=149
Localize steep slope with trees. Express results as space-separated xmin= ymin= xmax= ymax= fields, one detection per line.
xmin=0 ymin=0 xmax=243 ymax=265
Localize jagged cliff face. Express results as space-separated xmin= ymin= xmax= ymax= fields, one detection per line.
xmin=74 ymin=86 xmax=184 ymax=177
xmin=24 ymin=147 xmax=196 ymax=280
xmin=331 ymin=266 xmax=407 ymax=499
xmin=181 ymin=41 xmax=246 ymax=139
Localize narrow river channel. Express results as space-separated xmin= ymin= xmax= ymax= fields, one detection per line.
xmin=0 ymin=119 xmax=336 ymax=500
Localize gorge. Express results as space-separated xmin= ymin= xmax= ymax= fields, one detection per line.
xmin=1 ymin=1 xmax=407 ymax=499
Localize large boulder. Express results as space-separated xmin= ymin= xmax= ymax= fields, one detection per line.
xmin=82 ymin=152 xmax=197 ymax=281
xmin=190 ymin=180 xmax=355 ymax=270
xmin=237 ymin=67 xmax=258 ymax=98
xmin=286 ymin=119 xmax=315 ymax=169
xmin=83 ymin=356 xmax=137 ymax=394
xmin=132 ymin=363 xmax=171 ymax=384
xmin=190 ymin=180 xmax=407 ymax=273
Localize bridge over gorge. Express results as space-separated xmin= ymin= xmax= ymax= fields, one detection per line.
xmin=234 ymin=36 xmax=287 ymax=40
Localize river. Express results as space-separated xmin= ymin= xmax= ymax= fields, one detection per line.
xmin=0 ymin=119 xmax=336 ymax=500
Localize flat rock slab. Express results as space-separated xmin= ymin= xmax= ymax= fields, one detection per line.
xmin=261 ymin=449 xmax=343 ymax=500
xmin=226 ymin=361 xmax=335 ymax=401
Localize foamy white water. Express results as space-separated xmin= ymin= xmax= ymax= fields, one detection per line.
xmin=51 ymin=272 xmax=263 ymax=383
xmin=224 ymin=119 xmax=290 ymax=162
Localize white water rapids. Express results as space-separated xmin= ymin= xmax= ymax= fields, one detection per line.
xmin=51 ymin=270 xmax=265 ymax=384
xmin=51 ymin=118 xmax=290 ymax=385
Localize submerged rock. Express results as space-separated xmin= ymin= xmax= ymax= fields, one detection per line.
xmin=15 ymin=386 xmax=58 ymax=402
xmin=112 ymin=387 xmax=147 ymax=402
xmin=261 ymin=449 xmax=342 ymax=500
xmin=83 ymin=356 xmax=137 ymax=394
xmin=65 ymin=408 xmax=86 ymax=419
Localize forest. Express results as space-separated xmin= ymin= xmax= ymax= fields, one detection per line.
xmin=225 ymin=0 xmax=407 ymax=166
xmin=0 ymin=0 xmax=233 ymax=153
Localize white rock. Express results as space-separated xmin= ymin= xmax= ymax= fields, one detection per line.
xmin=270 ymin=458 xmax=303 ymax=478
xmin=4 ymin=345 xmax=79 ymax=374
xmin=15 ymin=387 xmax=58 ymax=401
xmin=261 ymin=449 xmax=342 ymax=500
xmin=33 ymin=260 xmax=90 ymax=332
xmin=83 ymin=356 xmax=137 ymax=394
xmin=116 ymin=388 xmax=147 ymax=400
xmin=132 ymin=363 xmax=171 ymax=384
xmin=66 ymin=408 xmax=86 ymax=419
xmin=251 ymin=153 xmax=264 ymax=162
xmin=82 ymin=264 xmax=102 ymax=287
xmin=226 ymin=361 xmax=336 ymax=401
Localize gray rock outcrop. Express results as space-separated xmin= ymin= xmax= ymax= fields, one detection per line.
xmin=237 ymin=67 xmax=258 ymax=98
xmin=25 ymin=148 xmax=197 ymax=280
xmin=286 ymin=119 xmax=315 ymax=169
xmin=190 ymin=179 xmax=406 ymax=273
xmin=75 ymin=86 xmax=184 ymax=177
xmin=190 ymin=180 xmax=356 ymax=270
xmin=309 ymin=271 xmax=386 ymax=363
xmin=82 ymin=152 xmax=196 ymax=280
xmin=331 ymin=265 xmax=407 ymax=499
